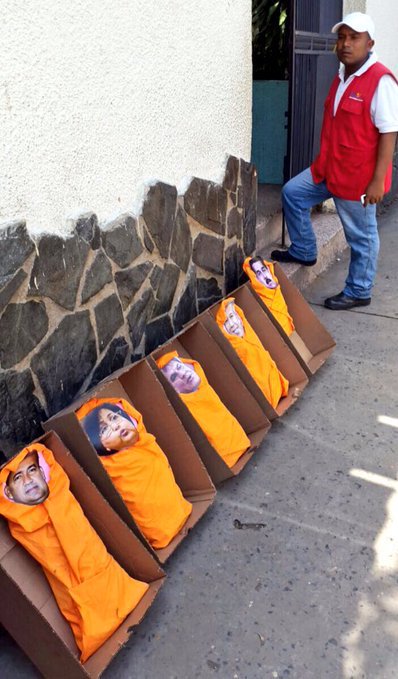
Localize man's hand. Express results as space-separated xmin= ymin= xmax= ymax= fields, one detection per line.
xmin=364 ymin=131 xmax=397 ymax=206
xmin=364 ymin=179 xmax=385 ymax=205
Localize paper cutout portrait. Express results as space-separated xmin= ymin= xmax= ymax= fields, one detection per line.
xmin=243 ymin=256 xmax=295 ymax=336
xmin=159 ymin=355 xmax=201 ymax=394
xmin=157 ymin=351 xmax=250 ymax=468
xmin=223 ymin=300 xmax=245 ymax=338
xmin=216 ymin=298 xmax=289 ymax=408
xmin=0 ymin=444 xmax=149 ymax=662
xmin=4 ymin=450 xmax=49 ymax=505
xmin=76 ymin=398 xmax=192 ymax=549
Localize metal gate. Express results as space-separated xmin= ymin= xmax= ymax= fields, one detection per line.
xmin=285 ymin=0 xmax=343 ymax=182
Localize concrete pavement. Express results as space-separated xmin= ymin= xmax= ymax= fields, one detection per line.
xmin=1 ymin=203 xmax=398 ymax=679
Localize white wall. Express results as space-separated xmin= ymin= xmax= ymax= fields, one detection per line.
xmin=366 ymin=0 xmax=398 ymax=72
xmin=343 ymin=0 xmax=398 ymax=71
xmin=0 ymin=0 xmax=252 ymax=234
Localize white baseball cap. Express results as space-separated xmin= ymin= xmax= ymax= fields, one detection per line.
xmin=331 ymin=12 xmax=375 ymax=40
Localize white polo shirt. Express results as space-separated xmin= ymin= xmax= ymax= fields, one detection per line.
xmin=333 ymin=51 xmax=398 ymax=132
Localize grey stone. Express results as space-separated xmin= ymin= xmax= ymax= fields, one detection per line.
xmin=73 ymin=212 xmax=101 ymax=250
xmin=240 ymin=159 xmax=257 ymax=255
xmin=153 ymin=263 xmax=180 ymax=316
xmin=0 ymin=220 xmax=35 ymax=279
xmin=0 ymin=269 xmax=27 ymax=314
xmin=183 ymin=178 xmax=227 ymax=235
xmin=95 ymin=294 xmax=124 ymax=351
xmin=223 ymin=155 xmax=239 ymax=192
xmin=142 ymin=182 xmax=177 ymax=258
xmin=143 ymin=226 xmax=155 ymax=253
xmin=0 ymin=301 xmax=48 ymax=369
xmin=150 ymin=265 xmax=162 ymax=290
xmin=115 ymin=262 xmax=152 ymax=310
xmin=81 ymin=251 xmax=113 ymax=304
xmin=29 ymin=234 xmax=90 ymax=311
xmin=230 ymin=191 xmax=237 ymax=207
xmin=227 ymin=207 xmax=243 ymax=239
xmin=0 ymin=369 xmax=47 ymax=457
xmin=224 ymin=242 xmax=245 ymax=294
xmin=89 ymin=337 xmax=129 ymax=388
xmin=170 ymin=206 xmax=192 ymax=272
xmin=196 ymin=277 xmax=223 ymax=313
xmin=127 ymin=289 xmax=155 ymax=350
xmin=192 ymin=233 xmax=224 ymax=275
xmin=101 ymin=213 xmax=144 ymax=268
xmin=145 ymin=315 xmax=174 ymax=354
xmin=173 ymin=266 xmax=197 ymax=332
xmin=31 ymin=311 xmax=97 ymax=416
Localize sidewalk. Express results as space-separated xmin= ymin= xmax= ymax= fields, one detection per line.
xmin=1 ymin=204 xmax=398 ymax=679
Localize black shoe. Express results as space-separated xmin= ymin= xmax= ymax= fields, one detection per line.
xmin=324 ymin=292 xmax=371 ymax=310
xmin=271 ymin=249 xmax=317 ymax=267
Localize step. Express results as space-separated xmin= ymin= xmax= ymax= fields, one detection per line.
xmin=255 ymin=207 xmax=347 ymax=291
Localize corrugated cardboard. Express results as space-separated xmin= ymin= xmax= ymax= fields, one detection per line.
xmin=196 ymin=284 xmax=309 ymax=420
xmin=44 ymin=360 xmax=216 ymax=563
xmin=0 ymin=431 xmax=165 ymax=679
xmin=149 ymin=321 xmax=271 ymax=485
xmin=247 ymin=264 xmax=336 ymax=376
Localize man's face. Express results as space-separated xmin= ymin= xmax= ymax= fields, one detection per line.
xmin=251 ymin=260 xmax=278 ymax=289
xmin=98 ymin=407 xmax=139 ymax=452
xmin=335 ymin=26 xmax=374 ymax=71
xmin=223 ymin=302 xmax=245 ymax=338
xmin=161 ymin=358 xmax=201 ymax=394
xmin=5 ymin=452 xmax=49 ymax=506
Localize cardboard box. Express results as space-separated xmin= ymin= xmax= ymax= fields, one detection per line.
xmin=0 ymin=431 xmax=165 ymax=679
xmin=247 ymin=264 xmax=336 ymax=376
xmin=196 ymin=284 xmax=309 ymax=421
xmin=149 ymin=321 xmax=271 ymax=485
xmin=44 ymin=360 xmax=216 ymax=563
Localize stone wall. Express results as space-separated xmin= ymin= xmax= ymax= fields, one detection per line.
xmin=0 ymin=156 xmax=257 ymax=458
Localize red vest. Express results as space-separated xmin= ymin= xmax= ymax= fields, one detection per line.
xmin=311 ymin=62 xmax=397 ymax=200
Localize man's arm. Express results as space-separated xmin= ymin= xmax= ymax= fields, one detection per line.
xmin=365 ymin=131 xmax=397 ymax=205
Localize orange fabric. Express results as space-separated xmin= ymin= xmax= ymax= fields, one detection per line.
xmin=216 ymin=298 xmax=289 ymax=408
xmin=157 ymin=351 xmax=250 ymax=468
xmin=243 ymin=257 xmax=295 ymax=335
xmin=0 ymin=444 xmax=149 ymax=662
xmin=76 ymin=398 xmax=192 ymax=549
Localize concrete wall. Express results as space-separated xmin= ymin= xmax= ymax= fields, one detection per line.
xmin=0 ymin=0 xmax=252 ymax=234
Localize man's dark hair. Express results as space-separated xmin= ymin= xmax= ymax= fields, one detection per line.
xmin=248 ymin=255 xmax=265 ymax=271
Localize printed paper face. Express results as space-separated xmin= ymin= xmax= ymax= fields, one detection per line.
xmin=161 ymin=357 xmax=201 ymax=394
xmin=4 ymin=451 xmax=50 ymax=505
xmin=81 ymin=402 xmax=139 ymax=454
xmin=249 ymin=258 xmax=278 ymax=289
xmin=223 ymin=301 xmax=245 ymax=337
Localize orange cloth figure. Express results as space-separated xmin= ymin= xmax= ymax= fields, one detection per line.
xmin=243 ymin=256 xmax=295 ymax=335
xmin=0 ymin=444 xmax=149 ymax=662
xmin=216 ymin=298 xmax=289 ymax=408
xmin=157 ymin=351 xmax=250 ymax=468
xmin=76 ymin=397 xmax=192 ymax=550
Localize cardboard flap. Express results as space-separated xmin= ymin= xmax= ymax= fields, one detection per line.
xmin=272 ymin=262 xmax=336 ymax=354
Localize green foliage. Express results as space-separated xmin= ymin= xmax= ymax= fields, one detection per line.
xmin=252 ymin=0 xmax=289 ymax=80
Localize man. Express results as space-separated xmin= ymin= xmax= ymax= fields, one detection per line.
xmin=271 ymin=12 xmax=398 ymax=310
xmin=4 ymin=450 xmax=49 ymax=505
xmin=249 ymin=256 xmax=278 ymax=290
xmin=160 ymin=356 xmax=201 ymax=394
